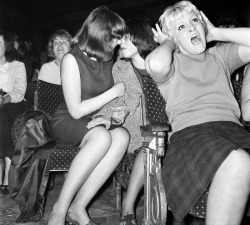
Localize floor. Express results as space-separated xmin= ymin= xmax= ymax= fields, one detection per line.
xmin=0 ymin=172 xmax=144 ymax=225
xmin=1 ymin=172 xmax=250 ymax=225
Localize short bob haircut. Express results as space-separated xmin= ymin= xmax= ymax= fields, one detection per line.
xmin=72 ymin=6 xmax=126 ymax=62
xmin=47 ymin=29 xmax=72 ymax=58
xmin=0 ymin=30 xmax=17 ymax=62
xmin=159 ymin=1 xmax=206 ymax=42
xmin=126 ymin=18 xmax=158 ymax=60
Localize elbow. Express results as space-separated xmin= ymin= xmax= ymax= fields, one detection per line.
xmin=68 ymin=107 xmax=83 ymax=120
xmin=146 ymin=56 xmax=170 ymax=78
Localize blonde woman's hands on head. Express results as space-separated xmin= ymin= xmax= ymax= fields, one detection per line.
xmin=87 ymin=115 xmax=111 ymax=129
xmin=112 ymin=83 xmax=126 ymax=97
xmin=111 ymin=105 xmax=130 ymax=124
xmin=200 ymin=11 xmax=216 ymax=43
xmin=152 ymin=24 xmax=171 ymax=44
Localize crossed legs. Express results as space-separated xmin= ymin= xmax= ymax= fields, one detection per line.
xmin=206 ymin=149 xmax=250 ymax=225
xmin=47 ymin=126 xmax=129 ymax=225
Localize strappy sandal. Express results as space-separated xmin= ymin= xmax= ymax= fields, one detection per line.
xmin=120 ymin=213 xmax=137 ymax=225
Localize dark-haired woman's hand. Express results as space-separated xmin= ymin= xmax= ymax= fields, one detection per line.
xmin=113 ymin=82 xmax=125 ymax=97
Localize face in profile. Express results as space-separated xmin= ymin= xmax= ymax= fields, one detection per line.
xmin=171 ymin=11 xmax=206 ymax=55
xmin=119 ymin=34 xmax=138 ymax=59
xmin=53 ymin=36 xmax=71 ymax=62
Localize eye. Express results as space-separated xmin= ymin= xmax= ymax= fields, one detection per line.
xmin=178 ymin=25 xmax=185 ymax=31
xmin=192 ymin=17 xmax=199 ymax=22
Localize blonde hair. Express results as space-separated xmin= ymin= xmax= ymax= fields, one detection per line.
xmin=159 ymin=1 xmax=205 ymax=41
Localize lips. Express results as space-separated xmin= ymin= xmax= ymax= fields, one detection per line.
xmin=191 ymin=33 xmax=201 ymax=45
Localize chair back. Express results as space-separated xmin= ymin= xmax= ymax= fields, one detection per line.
xmin=37 ymin=80 xmax=63 ymax=119
xmin=140 ymin=75 xmax=169 ymax=126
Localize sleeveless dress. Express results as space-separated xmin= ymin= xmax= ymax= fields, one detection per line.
xmin=50 ymin=45 xmax=114 ymax=146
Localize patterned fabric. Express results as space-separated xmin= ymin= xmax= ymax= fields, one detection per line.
xmin=114 ymin=148 xmax=140 ymax=189
xmin=141 ymin=75 xmax=168 ymax=124
xmin=16 ymin=196 xmax=46 ymax=223
xmin=37 ymin=80 xmax=63 ymax=119
xmin=36 ymin=79 xmax=79 ymax=171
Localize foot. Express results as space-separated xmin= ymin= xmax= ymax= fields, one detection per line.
xmin=67 ymin=206 xmax=93 ymax=225
xmin=1 ymin=185 xmax=9 ymax=195
xmin=46 ymin=208 xmax=66 ymax=225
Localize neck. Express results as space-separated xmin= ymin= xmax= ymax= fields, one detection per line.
xmin=54 ymin=58 xmax=61 ymax=67
xmin=131 ymin=54 xmax=145 ymax=70
xmin=0 ymin=56 xmax=7 ymax=65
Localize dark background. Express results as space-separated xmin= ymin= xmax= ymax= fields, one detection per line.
xmin=0 ymin=0 xmax=249 ymax=52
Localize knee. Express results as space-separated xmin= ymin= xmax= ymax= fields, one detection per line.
xmin=86 ymin=126 xmax=112 ymax=147
xmin=227 ymin=149 xmax=250 ymax=187
xmin=112 ymin=127 xmax=130 ymax=146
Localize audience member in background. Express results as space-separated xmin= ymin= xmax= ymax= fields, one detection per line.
xmin=38 ymin=29 xmax=72 ymax=85
xmin=0 ymin=30 xmax=31 ymax=195
xmin=145 ymin=1 xmax=250 ymax=225
xmin=12 ymin=33 xmax=37 ymax=83
xmin=47 ymin=6 xmax=129 ymax=225
xmin=89 ymin=18 xmax=163 ymax=225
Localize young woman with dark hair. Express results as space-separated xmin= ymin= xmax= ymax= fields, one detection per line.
xmin=47 ymin=6 xmax=129 ymax=225
xmin=0 ymin=30 xmax=30 ymax=195
xmin=89 ymin=18 xmax=162 ymax=225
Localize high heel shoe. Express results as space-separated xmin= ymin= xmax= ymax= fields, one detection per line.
xmin=65 ymin=212 xmax=97 ymax=225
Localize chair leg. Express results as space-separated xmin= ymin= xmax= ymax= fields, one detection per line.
xmin=113 ymin=176 xmax=122 ymax=210
xmin=48 ymin=172 xmax=56 ymax=191
xmin=142 ymin=132 xmax=167 ymax=225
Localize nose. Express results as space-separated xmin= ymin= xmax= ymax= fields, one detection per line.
xmin=189 ymin=25 xmax=195 ymax=32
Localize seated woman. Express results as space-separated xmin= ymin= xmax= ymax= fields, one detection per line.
xmin=89 ymin=18 xmax=166 ymax=225
xmin=0 ymin=30 xmax=31 ymax=195
xmin=38 ymin=29 xmax=72 ymax=85
xmin=47 ymin=6 xmax=129 ymax=225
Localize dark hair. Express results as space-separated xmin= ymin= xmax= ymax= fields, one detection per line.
xmin=126 ymin=18 xmax=158 ymax=59
xmin=0 ymin=30 xmax=17 ymax=62
xmin=217 ymin=17 xmax=241 ymax=28
xmin=47 ymin=29 xmax=72 ymax=58
xmin=72 ymin=6 xmax=126 ymax=62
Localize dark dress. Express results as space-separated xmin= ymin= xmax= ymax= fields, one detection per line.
xmin=50 ymin=45 xmax=114 ymax=146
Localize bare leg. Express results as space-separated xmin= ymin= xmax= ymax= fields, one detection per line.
xmin=67 ymin=127 xmax=129 ymax=224
xmin=47 ymin=126 xmax=129 ymax=225
xmin=120 ymin=149 xmax=144 ymax=223
xmin=206 ymin=149 xmax=250 ymax=225
xmin=3 ymin=157 xmax=11 ymax=185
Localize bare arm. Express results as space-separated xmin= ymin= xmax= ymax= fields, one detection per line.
xmin=145 ymin=24 xmax=175 ymax=83
xmin=201 ymin=11 xmax=250 ymax=63
xmin=241 ymin=64 xmax=250 ymax=121
xmin=61 ymin=54 xmax=125 ymax=119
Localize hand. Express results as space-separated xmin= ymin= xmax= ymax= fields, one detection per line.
xmin=152 ymin=23 xmax=171 ymax=44
xmin=200 ymin=11 xmax=216 ymax=43
xmin=112 ymin=83 xmax=125 ymax=97
xmin=87 ymin=116 xmax=111 ymax=129
xmin=111 ymin=105 xmax=130 ymax=124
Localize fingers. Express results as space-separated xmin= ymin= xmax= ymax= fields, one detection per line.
xmin=87 ymin=117 xmax=111 ymax=129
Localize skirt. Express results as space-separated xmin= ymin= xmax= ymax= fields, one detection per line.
xmin=0 ymin=101 xmax=32 ymax=158
xmin=162 ymin=121 xmax=250 ymax=221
